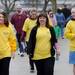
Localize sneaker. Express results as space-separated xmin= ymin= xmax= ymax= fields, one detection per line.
xmin=61 ymin=36 xmax=64 ymax=39
xmin=20 ymin=54 xmax=24 ymax=57
xmin=30 ymin=69 xmax=35 ymax=73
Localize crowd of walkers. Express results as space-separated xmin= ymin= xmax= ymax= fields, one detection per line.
xmin=1 ymin=4 xmax=75 ymax=75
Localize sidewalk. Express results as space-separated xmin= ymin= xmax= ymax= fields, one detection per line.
xmin=9 ymin=39 xmax=73 ymax=75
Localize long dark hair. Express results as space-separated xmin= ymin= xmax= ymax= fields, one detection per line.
xmin=36 ymin=13 xmax=50 ymax=28
xmin=1 ymin=12 xmax=9 ymax=27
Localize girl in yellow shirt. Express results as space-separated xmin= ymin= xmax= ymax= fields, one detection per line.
xmin=0 ymin=12 xmax=17 ymax=75
xmin=28 ymin=13 xmax=60 ymax=75
xmin=22 ymin=9 xmax=37 ymax=72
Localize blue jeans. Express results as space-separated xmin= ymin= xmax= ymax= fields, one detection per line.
xmin=16 ymin=33 xmax=25 ymax=53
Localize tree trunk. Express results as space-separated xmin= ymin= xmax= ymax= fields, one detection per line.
xmin=1 ymin=0 xmax=17 ymax=16
xmin=42 ymin=0 xmax=49 ymax=12
xmin=50 ymin=0 xmax=57 ymax=13
xmin=32 ymin=0 xmax=35 ymax=7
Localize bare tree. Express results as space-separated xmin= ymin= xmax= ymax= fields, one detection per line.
xmin=23 ymin=0 xmax=40 ymax=8
xmin=50 ymin=0 xmax=57 ymax=13
xmin=42 ymin=0 xmax=49 ymax=12
xmin=1 ymin=0 xmax=18 ymax=15
xmin=31 ymin=0 xmax=35 ymax=7
xmin=42 ymin=0 xmax=57 ymax=13
xmin=63 ymin=0 xmax=67 ymax=4
xmin=23 ymin=0 xmax=36 ymax=7
xmin=28 ymin=0 xmax=39 ymax=8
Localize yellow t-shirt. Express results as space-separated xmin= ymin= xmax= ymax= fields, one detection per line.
xmin=0 ymin=24 xmax=17 ymax=59
xmin=33 ymin=26 xmax=51 ymax=60
xmin=23 ymin=18 xmax=36 ymax=41
xmin=64 ymin=20 xmax=75 ymax=51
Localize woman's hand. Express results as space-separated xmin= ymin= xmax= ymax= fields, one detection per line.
xmin=11 ymin=52 xmax=15 ymax=59
xmin=56 ymin=49 xmax=60 ymax=56
xmin=56 ymin=49 xmax=60 ymax=60
xmin=55 ymin=43 xmax=60 ymax=56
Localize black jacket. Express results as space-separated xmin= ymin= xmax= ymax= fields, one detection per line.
xmin=27 ymin=26 xmax=57 ymax=58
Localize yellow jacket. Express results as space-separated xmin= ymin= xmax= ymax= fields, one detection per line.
xmin=9 ymin=22 xmax=16 ymax=35
xmin=64 ymin=20 xmax=75 ymax=51
xmin=0 ymin=24 xmax=17 ymax=59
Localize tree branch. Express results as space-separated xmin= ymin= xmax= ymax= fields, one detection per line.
xmin=42 ymin=0 xmax=49 ymax=12
xmin=1 ymin=0 xmax=18 ymax=15
xmin=9 ymin=1 xmax=15 ymax=11
xmin=1 ymin=0 xmax=6 ymax=5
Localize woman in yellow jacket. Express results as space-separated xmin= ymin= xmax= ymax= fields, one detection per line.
xmin=28 ymin=13 xmax=60 ymax=75
xmin=64 ymin=7 xmax=75 ymax=75
xmin=0 ymin=12 xmax=17 ymax=75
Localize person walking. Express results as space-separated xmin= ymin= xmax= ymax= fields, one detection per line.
xmin=62 ymin=4 xmax=71 ymax=20
xmin=56 ymin=8 xmax=65 ymax=39
xmin=64 ymin=7 xmax=75 ymax=75
xmin=0 ymin=12 xmax=17 ymax=75
xmin=21 ymin=9 xmax=37 ymax=72
xmin=48 ymin=10 xmax=57 ymax=27
xmin=11 ymin=7 xmax=27 ymax=57
xmin=48 ymin=10 xmax=61 ymax=39
xmin=27 ymin=13 xmax=60 ymax=75
xmin=48 ymin=10 xmax=61 ymax=60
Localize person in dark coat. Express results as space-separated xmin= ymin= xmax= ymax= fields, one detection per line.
xmin=11 ymin=7 xmax=27 ymax=56
xmin=27 ymin=13 xmax=60 ymax=75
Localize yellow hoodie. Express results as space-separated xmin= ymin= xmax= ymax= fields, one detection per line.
xmin=64 ymin=20 xmax=75 ymax=51
xmin=0 ymin=24 xmax=17 ymax=59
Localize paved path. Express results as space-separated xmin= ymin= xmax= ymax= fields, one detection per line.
xmin=9 ymin=39 xmax=73 ymax=75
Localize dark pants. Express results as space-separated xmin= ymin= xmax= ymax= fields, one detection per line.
xmin=0 ymin=57 xmax=11 ymax=75
xmin=34 ymin=57 xmax=55 ymax=75
xmin=26 ymin=42 xmax=34 ymax=70
xmin=29 ymin=56 xmax=34 ymax=70
xmin=16 ymin=33 xmax=24 ymax=53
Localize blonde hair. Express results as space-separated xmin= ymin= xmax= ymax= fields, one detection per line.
xmin=29 ymin=8 xmax=37 ymax=15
